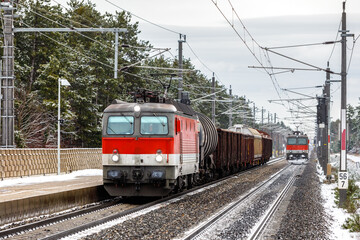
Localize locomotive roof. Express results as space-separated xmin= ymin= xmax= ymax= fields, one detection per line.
xmin=104 ymin=100 xmax=197 ymax=116
xmin=104 ymin=102 xmax=177 ymax=113
xmin=287 ymin=134 xmax=308 ymax=138
xmin=165 ymin=99 xmax=197 ymax=116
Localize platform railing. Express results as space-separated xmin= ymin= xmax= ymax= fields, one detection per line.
xmin=0 ymin=148 xmax=102 ymax=179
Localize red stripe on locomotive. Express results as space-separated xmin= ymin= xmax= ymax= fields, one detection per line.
xmin=286 ymin=145 xmax=308 ymax=151
xmin=103 ymin=138 xmax=174 ymax=154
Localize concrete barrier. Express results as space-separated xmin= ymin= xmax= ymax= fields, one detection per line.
xmin=0 ymin=148 xmax=102 ymax=179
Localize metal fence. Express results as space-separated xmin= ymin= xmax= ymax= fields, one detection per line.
xmin=0 ymin=148 xmax=102 ymax=179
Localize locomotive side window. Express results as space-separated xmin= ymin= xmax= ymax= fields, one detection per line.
xmin=298 ymin=138 xmax=308 ymax=145
xmin=287 ymin=138 xmax=296 ymax=145
xmin=107 ymin=116 xmax=134 ymax=135
xmin=140 ymin=116 xmax=168 ymax=135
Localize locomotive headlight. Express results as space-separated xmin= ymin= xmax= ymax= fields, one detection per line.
xmin=134 ymin=105 xmax=141 ymax=112
xmin=155 ymin=149 xmax=163 ymax=162
xmin=112 ymin=149 xmax=119 ymax=162
xmin=134 ymin=104 xmax=141 ymax=118
xmin=112 ymin=155 xmax=119 ymax=162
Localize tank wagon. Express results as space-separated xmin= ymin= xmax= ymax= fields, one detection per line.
xmin=102 ymin=90 xmax=272 ymax=197
xmin=286 ymin=131 xmax=309 ymax=160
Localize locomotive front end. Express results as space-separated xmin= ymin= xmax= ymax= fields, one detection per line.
xmin=102 ymin=100 xmax=199 ymax=197
xmin=286 ymin=131 xmax=309 ymax=160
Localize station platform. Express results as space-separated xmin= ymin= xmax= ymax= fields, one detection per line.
xmin=0 ymin=171 xmax=109 ymax=226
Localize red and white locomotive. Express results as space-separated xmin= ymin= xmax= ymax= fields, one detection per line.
xmin=102 ymin=90 xmax=272 ymax=197
xmin=102 ymin=90 xmax=217 ymax=196
xmin=286 ymin=131 xmax=309 ymax=160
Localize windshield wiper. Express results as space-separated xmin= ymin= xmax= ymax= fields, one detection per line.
xmin=108 ymin=126 xmax=117 ymax=134
xmin=153 ymin=113 xmax=166 ymax=127
xmin=120 ymin=113 xmax=133 ymax=125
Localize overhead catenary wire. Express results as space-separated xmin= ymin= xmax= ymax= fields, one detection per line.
xmin=15 ymin=1 xmax=114 ymax=50
xmin=82 ymin=0 xmax=229 ymax=98
xmin=263 ymin=48 xmax=339 ymax=75
xmin=267 ymin=41 xmax=341 ymax=50
xmin=16 ymin=20 xmax=116 ymax=69
xmin=13 ymin=5 xmax=190 ymax=84
xmin=184 ymin=41 xmax=226 ymax=87
xmin=192 ymin=89 xmax=227 ymax=102
xmin=210 ymin=0 xmax=285 ymax=108
xmin=104 ymin=0 xmax=227 ymax=89
xmin=347 ymin=36 xmax=357 ymax=73
xmin=133 ymin=65 xmax=195 ymax=72
xmin=14 ymin=20 xmax=175 ymax=84
xmin=328 ymin=18 xmax=342 ymax=63
xmin=104 ymin=0 xmax=181 ymax=36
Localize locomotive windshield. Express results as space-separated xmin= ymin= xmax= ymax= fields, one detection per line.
xmin=140 ymin=116 xmax=168 ymax=135
xmin=297 ymin=138 xmax=308 ymax=145
xmin=287 ymin=138 xmax=297 ymax=145
xmin=287 ymin=137 xmax=308 ymax=145
xmin=107 ymin=116 xmax=134 ymax=135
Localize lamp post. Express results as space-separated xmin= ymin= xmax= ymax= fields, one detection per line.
xmin=58 ymin=78 xmax=71 ymax=175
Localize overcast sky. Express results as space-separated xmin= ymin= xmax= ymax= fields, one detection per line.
xmin=55 ymin=0 xmax=360 ymax=138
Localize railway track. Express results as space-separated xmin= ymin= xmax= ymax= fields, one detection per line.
xmin=0 ymin=157 xmax=287 ymax=240
xmin=248 ymin=173 xmax=298 ymax=239
xmin=41 ymin=166 xmax=268 ymax=240
xmin=0 ymin=198 xmax=131 ymax=240
xmin=181 ymin=162 xmax=298 ymax=240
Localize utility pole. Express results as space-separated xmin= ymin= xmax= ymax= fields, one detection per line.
xmin=325 ymin=62 xmax=331 ymax=177
xmin=322 ymin=87 xmax=328 ymax=173
xmin=1 ymin=1 xmax=15 ymax=148
xmin=114 ymin=29 xmax=119 ymax=78
xmin=178 ymin=34 xmax=186 ymax=101
xmin=261 ymin=107 xmax=264 ymax=125
xmin=317 ymin=96 xmax=326 ymax=169
xmin=339 ymin=1 xmax=353 ymax=207
xmin=229 ymin=85 xmax=232 ymax=127
xmin=212 ymin=73 xmax=215 ymax=124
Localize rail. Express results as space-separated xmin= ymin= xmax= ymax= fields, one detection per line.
xmin=248 ymin=173 xmax=297 ymax=239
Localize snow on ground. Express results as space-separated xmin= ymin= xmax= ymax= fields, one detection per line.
xmin=0 ymin=169 xmax=102 ymax=188
xmin=320 ymin=154 xmax=360 ymax=239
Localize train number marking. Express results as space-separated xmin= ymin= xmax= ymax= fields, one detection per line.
xmin=338 ymin=172 xmax=348 ymax=189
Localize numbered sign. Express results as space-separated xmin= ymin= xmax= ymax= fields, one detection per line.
xmin=338 ymin=171 xmax=348 ymax=189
